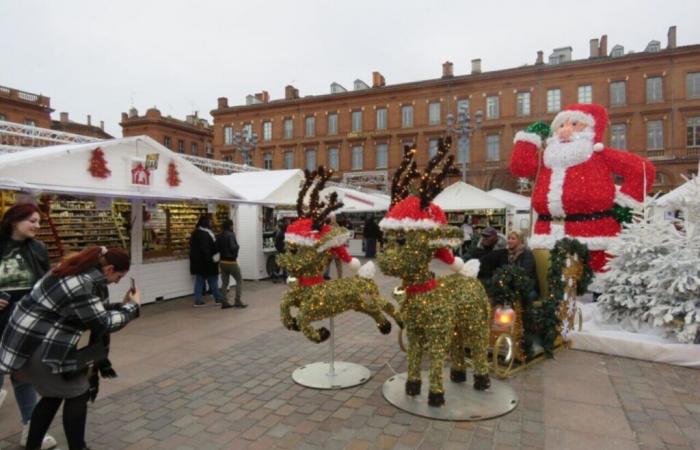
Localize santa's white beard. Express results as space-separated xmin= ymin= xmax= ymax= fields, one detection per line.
xmin=544 ymin=131 xmax=595 ymax=169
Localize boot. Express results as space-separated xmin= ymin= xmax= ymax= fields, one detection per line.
xmin=233 ymin=298 xmax=248 ymax=308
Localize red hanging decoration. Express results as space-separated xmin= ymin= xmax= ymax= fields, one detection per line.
xmin=88 ymin=147 xmax=111 ymax=178
xmin=167 ymin=160 xmax=181 ymax=187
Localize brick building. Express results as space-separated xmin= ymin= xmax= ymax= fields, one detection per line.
xmin=0 ymin=85 xmax=53 ymax=129
xmin=120 ymin=107 xmax=214 ymax=159
xmin=211 ymin=26 xmax=700 ymax=193
xmin=52 ymin=112 xmax=113 ymax=139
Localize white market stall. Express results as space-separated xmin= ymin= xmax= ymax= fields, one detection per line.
xmin=433 ymin=181 xmax=510 ymax=234
xmin=487 ymin=188 xmax=532 ymax=233
xmin=0 ymin=136 xmax=243 ymax=304
xmin=214 ymin=169 xmax=303 ymax=280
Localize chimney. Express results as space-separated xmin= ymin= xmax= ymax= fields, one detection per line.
xmin=254 ymin=90 xmax=270 ymax=103
xmin=121 ymin=112 xmax=128 ymax=122
xmin=667 ymin=25 xmax=677 ymax=49
xmin=60 ymin=112 xmax=69 ymax=123
xmin=87 ymin=114 xmax=92 ymax=126
xmin=589 ymin=38 xmax=600 ymax=58
xmin=536 ymin=51 xmax=544 ymax=65
xmin=372 ymin=71 xmax=386 ymax=88
xmin=471 ymin=58 xmax=482 ymax=74
xmin=217 ymin=97 xmax=229 ymax=109
xmin=128 ymin=107 xmax=138 ymax=118
xmin=599 ymin=35 xmax=608 ymax=57
xmin=442 ymin=61 xmax=454 ymax=78
xmin=285 ymin=85 xmax=299 ymax=100
xmin=100 ymin=120 xmax=104 ymax=130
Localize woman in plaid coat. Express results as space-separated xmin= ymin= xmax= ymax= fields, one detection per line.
xmin=0 ymin=246 xmax=141 ymax=450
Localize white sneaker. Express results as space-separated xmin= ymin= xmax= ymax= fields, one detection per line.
xmin=0 ymin=388 xmax=7 ymax=409
xmin=20 ymin=422 xmax=57 ymax=449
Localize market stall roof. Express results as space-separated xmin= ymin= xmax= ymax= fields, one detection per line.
xmin=0 ymin=136 xmax=243 ymax=202
xmin=321 ymin=186 xmax=390 ymax=213
xmin=487 ymin=188 xmax=531 ymax=211
xmin=433 ymin=181 xmax=509 ymax=211
xmin=214 ymin=169 xmax=303 ymax=205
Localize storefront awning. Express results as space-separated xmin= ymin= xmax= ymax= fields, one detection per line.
xmin=434 ymin=181 xmax=509 ymax=211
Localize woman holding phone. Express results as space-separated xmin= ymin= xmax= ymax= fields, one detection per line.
xmin=0 ymin=246 xmax=140 ymax=450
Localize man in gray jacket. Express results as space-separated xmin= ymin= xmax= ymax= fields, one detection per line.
xmin=216 ymin=220 xmax=246 ymax=309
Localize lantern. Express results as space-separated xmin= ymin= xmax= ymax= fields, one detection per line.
xmin=494 ymin=305 xmax=515 ymax=331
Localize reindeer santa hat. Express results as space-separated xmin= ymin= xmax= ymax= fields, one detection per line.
xmin=285 ymin=217 xmax=361 ymax=271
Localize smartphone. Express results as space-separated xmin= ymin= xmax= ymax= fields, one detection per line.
xmin=129 ymin=277 xmax=136 ymax=294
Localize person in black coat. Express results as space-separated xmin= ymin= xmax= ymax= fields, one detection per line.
xmin=506 ymin=230 xmax=539 ymax=302
xmin=363 ymin=215 xmax=380 ymax=258
xmin=189 ymin=214 xmax=225 ymax=307
xmin=216 ymin=219 xmax=246 ymax=309
xmin=472 ymin=227 xmax=508 ymax=286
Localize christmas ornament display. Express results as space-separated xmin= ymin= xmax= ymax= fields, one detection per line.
xmin=377 ymin=140 xmax=491 ymax=407
xmin=510 ymin=103 xmax=655 ymax=273
xmin=88 ymin=147 xmax=111 ymax=178
xmin=278 ymin=166 xmax=400 ymax=343
xmin=167 ymin=160 xmax=181 ymax=187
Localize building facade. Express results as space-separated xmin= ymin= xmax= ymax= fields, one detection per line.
xmin=120 ymin=107 xmax=214 ymax=159
xmin=211 ymin=27 xmax=700 ymax=193
xmin=0 ymin=85 xmax=53 ymax=129
xmin=52 ymin=112 xmax=113 ymax=139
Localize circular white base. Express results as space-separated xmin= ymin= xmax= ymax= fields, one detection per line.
xmin=292 ymin=362 xmax=371 ymax=389
xmin=382 ymin=369 xmax=518 ymax=421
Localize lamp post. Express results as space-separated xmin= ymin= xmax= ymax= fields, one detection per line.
xmin=446 ymin=106 xmax=483 ymax=183
xmin=231 ymin=126 xmax=259 ymax=166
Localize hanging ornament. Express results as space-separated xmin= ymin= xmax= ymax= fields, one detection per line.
xmin=88 ymin=147 xmax=111 ymax=179
xmin=167 ymin=160 xmax=181 ymax=187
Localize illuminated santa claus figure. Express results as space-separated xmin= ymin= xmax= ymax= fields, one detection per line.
xmin=510 ymin=103 xmax=655 ymax=273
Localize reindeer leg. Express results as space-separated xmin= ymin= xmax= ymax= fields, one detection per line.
xmin=450 ymin=326 xmax=467 ymax=383
xmin=405 ymin=328 xmax=423 ymax=396
xmin=427 ymin=328 xmax=450 ymax=407
xmin=469 ymin=298 xmax=491 ymax=391
xmin=297 ymin=307 xmax=330 ymax=343
xmin=280 ymin=291 xmax=300 ymax=331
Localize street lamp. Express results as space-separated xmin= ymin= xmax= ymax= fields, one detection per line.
xmin=446 ymin=106 xmax=483 ymax=183
xmin=231 ymin=125 xmax=259 ymax=166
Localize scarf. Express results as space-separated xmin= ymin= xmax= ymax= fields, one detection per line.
xmin=508 ymin=244 xmax=524 ymax=265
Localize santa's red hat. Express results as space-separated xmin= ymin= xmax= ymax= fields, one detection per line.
xmin=551 ymin=103 xmax=608 ymax=152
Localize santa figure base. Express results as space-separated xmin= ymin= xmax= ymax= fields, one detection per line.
xmin=382 ymin=369 xmax=518 ymax=421
xmin=292 ymin=361 xmax=371 ymax=389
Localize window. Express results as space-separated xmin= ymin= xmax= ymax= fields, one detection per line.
xmin=191 ymin=143 xmax=198 ymax=155
xmin=284 ymin=151 xmax=294 ymax=169
xmin=264 ymin=152 xmax=273 ymax=169
xmin=646 ymin=77 xmax=663 ymax=103
xmin=224 ymin=126 xmax=233 ymax=145
xmin=457 ymin=99 xmax=469 ymax=115
xmin=24 ymin=119 xmax=36 ymax=127
xmin=376 ymin=108 xmax=387 ymax=130
xmin=376 ymin=143 xmax=388 ymax=169
xmin=263 ymin=121 xmax=272 ymax=141
xmin=0 ymin=114 xmax=5 ymax=121
xmin=177 ymin=140 xmax=185 ymax=153
xmin=243 ymin=152 xmax=253 ymax=166
xmin=457 ymin=136 xmax=470 ymax=164
xmin=486 ymin=96 xmax=499 ymax=119
xmin=578 ymin=85 xmax=593 ymax=103
xmin=609 ymin=81 xmax=626 ymax=106
xmin=687 ymin=117 xmax=700 ymax=148
xmin=305 ymin=149 xmax=317 ymax=171
xmin=688 ymin=73 xmax=700 ymax=98
xmin=351 ymin=145 xmax=363 ymax=170
xmin=486 ymin=135 xmax=500 ymax=161
xmin=351 ymin=111 xmax=362 ymax=132
xmin=206 ymin=143 xmax=213 ymax=156
xmin=516 ymin=92 xmax=531 ymax=117
xmin=327 ymin=113 xmax=338 ymax=135
xmin=243 ymin=123 xmax=253 ymax=138
xmin=401 ymin=105 xmax=413 ymax=128
xmin=284 ymin=118 xmax=293 ymax=139
xmin=327 ymin=148 xmax=339 ymax=170
xmin=610 ymin=124 xmax=627 ymax=150
xmin=305 ymin=116 xmax=315 ymax=137
xmin=428 ymin=102 xmax=441 ymax=125
xmin=163 ymin=136 xmax=172 ymax=149
xmin=547 ymin=89 xmax=561 ymax=113
xmin=428 ymin=139 xmax=439 ymax=158
xmin=646 ymin=120 xmax=663 ymax=150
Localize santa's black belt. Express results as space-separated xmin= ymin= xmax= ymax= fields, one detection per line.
xmin=538 ymin=210 xmax=614 ymax=223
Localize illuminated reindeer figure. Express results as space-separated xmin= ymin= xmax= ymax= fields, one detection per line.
xmin=377 ymin=140 xmax=491 ymax=406
xmin=278 ymin=166 xmax=400 ymax=343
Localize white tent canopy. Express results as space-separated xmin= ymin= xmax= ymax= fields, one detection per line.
xmin=214 ymin=169 xmax=303 ymax=205
xmin=487 ymin=189 xmax=531 ymax=211
xmin=321 ymin=186 xmax=390 ymax=213
xmin=0 ymin=136 xmax=242 ymax=202
xmin=433 ymin=181 xmax=509 ymax=211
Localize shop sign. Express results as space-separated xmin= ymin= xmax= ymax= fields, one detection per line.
xmin=145 ymin=153 xmax=160 ymax=170
xmin=130 ymin=158 xmax=152 ymax=186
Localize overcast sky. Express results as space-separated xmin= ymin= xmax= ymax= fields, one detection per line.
xmin=2 ymin=0 xmax=699 ymax=137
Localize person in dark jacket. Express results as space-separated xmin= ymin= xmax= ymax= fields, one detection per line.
xmin=363 ymin=215 xmax=380 ymax=258
xmin=507 ymin=230 xmax=539 ymax=302
xmin=189 ymin=214 xmax=225 ymax=307
xmin=0 ymin=203 xmax=57 ymax=449
xmin=472 ymin=227 xmax=508 ymax=286
xmin=216 ymin=219 xmax=246 ymax=309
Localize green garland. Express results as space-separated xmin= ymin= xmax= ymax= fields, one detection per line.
xmin=612 ymin=203 xmax=634 ymax=224
xmin=487 ymin=265 xmax=535 ymax=360
xmin=537 ymin=238 xmax=594 ymax=357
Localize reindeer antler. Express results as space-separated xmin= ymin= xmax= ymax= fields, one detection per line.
xmin=296 ymin=166 xmax=343 ymax=231
xmin=296 ymin=169 xmax=316 ymax=217
xmin=390 ymin=146 xmax=418 ymax=207
xmin=419 ymin=137 xmax=454 ymax=209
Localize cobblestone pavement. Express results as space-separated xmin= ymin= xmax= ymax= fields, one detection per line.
xmin=1 ymin=269 xmax=699 ymax=450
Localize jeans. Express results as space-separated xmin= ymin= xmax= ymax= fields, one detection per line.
xmin=219 ymin=262 xmax=243 ymax=303
xmin=193 ymin=275 xmax=224 ymax=304
xmin=365 ymin=239 xmax=377 ymax=258
xmin=0 ymin=374 xmax=38 ymax=424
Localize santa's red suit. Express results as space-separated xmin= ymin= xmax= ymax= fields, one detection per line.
xmin=510 ymin=103 xmax=655 ymax=272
